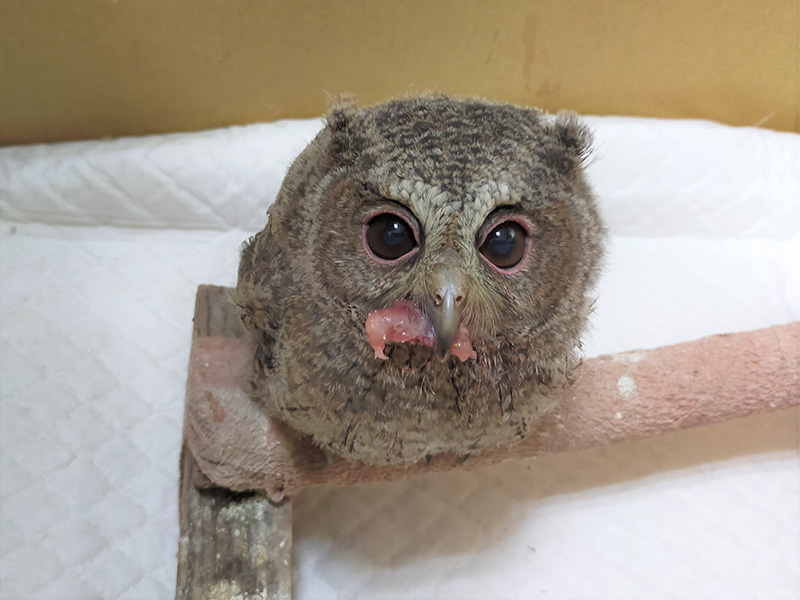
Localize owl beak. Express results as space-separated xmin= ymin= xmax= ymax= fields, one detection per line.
xmin=429 ymin=274 xmax=464 ymax=360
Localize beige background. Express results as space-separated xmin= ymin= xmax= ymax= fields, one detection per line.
xmin=1 ymin=0 xmax=798 ymax=145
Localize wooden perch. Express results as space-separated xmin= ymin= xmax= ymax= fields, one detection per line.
xmin=177 ymin=285 xmax=292 ymax=600
xmin=184 ymin=285 xmax=800 ymax=502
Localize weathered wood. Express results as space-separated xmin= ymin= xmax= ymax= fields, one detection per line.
xmin=177 ymin=444 xmax=292 ymax=600
xmin=177 ymin=285 xmax=292 ymax=600
xmin=192 ymin=285 xmax=250 ymax=341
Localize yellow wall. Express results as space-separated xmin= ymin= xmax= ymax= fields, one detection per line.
xmin=1 ymin=0 xmax=798 ymax=145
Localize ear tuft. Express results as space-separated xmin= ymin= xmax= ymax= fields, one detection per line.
xmin=326 ymin=94 xmax=359 ymax=130
xmin=325 ymin=95 xmax=361 ymax=162
xmin=551 ymin=111 xmax=593 ymax=171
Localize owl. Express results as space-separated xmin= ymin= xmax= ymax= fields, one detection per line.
xmin=236 ymin=95 xmax=606 ymax=465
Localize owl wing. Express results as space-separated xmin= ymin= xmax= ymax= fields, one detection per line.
xmin=235 ymin=224 xmax=286 ymax=377
xmin=235 ymin=125 xmax=331 ymax=353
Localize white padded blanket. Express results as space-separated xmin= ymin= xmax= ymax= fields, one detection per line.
xmin=1 ymin=116 xmax=798 ymax=599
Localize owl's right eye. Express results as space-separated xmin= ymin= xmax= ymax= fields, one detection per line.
xmin=364 ymin=213 xmax=418 ymax=263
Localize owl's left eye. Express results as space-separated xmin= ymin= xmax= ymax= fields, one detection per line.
xmin=364 ymin=213 xmax=419 ymax=263
xmin=479 ymin=220 xmax=529 ymax=271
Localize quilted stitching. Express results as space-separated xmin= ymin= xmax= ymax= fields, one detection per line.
xmin=1 ymin=226 xmax=245 ymax=598
xmin=0 ymin=121 xmax=324 ymax=231
xmin=1 ymin=117 xmax=798 ymax=599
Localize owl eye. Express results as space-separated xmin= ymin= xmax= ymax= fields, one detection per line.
xmin=479 ymin=220 xmax=528 ymax=270
xmin=364 ymin=213 xmax=418 ymax=262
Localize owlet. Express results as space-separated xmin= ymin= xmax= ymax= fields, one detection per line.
xmin=236 ymin=95 xmax=606 ymax=465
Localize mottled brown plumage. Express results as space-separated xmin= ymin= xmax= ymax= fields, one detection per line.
xmin=236 ymin=95 xmax=606 ymax=465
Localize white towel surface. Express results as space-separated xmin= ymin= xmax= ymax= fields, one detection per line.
xmin=1 ymin=116 xmax=798 ymax=599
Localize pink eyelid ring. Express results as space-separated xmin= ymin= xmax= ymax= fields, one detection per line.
xmin=362 ymin=209 xmax=421 ymax=266
xmin=477 ymin=216 xmax=533 ymax=275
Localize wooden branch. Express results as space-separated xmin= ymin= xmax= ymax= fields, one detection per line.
xmin=177 ymin=285 xmax=292 ymax=600
xmin=184 ymin=285 xmax=800 ymax=503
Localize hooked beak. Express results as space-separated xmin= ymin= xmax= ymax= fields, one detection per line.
xmin=428 ymin=269 xmax=465 ymax=360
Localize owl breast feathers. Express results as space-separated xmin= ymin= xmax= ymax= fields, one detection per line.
xmin=236 ymin=95 xmax=606 ymax=465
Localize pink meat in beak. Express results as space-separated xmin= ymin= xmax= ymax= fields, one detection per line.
xmin=365 ymin=301 xmax=476 ymax=362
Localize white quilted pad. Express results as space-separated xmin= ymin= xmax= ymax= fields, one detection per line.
xmin=1 ymin=115 xmax=798 ymax=599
